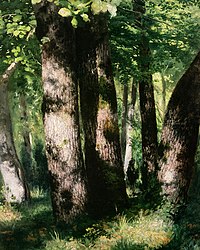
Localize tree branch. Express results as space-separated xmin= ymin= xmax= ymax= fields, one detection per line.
xmin=0 ymin=62 xmax=18 ymax=85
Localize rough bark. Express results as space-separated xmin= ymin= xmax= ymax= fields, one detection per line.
xmin=76 ymin=15 xmax=100 ymax=217
xmin=0 ymin=63 xmax=30 ymax=203
xmin=34 ymin=2 xmax=87 ymax=223
xmin=158 ymin=51 xmax=200 ymax=207
xmin=96 ymin=14 xmax=128 ymax=212
xmin=133 ymin=0 xmax=158 ymax=191
xmin=76 ymin=14 xmax=127 ymax=217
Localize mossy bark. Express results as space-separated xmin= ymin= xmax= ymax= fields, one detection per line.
xmin=76 ymin=14 xmax=127 ymax=217
xmin=96 ymin=14 xmax=128 ymax=212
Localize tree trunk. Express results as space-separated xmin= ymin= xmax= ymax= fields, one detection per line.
xmin=76 ymin=16 xmax=100 ymax=217
xmin=76 ymin=14 xmax=127 ymax=217
xmin=34 ymin=2 xmax=87 ymax=223
xmin=121 ymin=83 xmax=128 ymax=162
xmin=96 ymin=14 xmax=128 ymax=212
xmin=158 ymin=51 xmax=200 ymax=207
xmin=0 ymin=63 xmax=30 ymax=203
xmin=19 ymin=93 xmax=34 ymax=185
xmin=133 ymin=0 xmax=158 ymax=192
xmin=124 ymin=81 xmax=137 ymax=175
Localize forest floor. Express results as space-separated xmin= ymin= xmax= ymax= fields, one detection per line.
xmin=0 ymin=188 xmax=200 ymax=250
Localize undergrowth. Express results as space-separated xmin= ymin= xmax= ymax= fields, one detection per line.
xmin=0 ymin=188 xmax=200 ymax=250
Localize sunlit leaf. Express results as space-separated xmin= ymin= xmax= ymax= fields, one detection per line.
xmin=13 ymin=30 xmax=20 ymax=36
xmin=31 ymin=0 xmax=42 ymax=4
xmin=91 ymin=0 xmax=102 ymax=15
xmin=71 ymin=17 xmax=78 ymax=28
xmin=13 ymin=15 xmax=22 ymax=22
xmin=81 ymin=13 xmax=89 ymax=22
xmin=107 ymin=3 xmax=117 ymax=17
xmin=58 ymin=8 xmax=72 ymax=17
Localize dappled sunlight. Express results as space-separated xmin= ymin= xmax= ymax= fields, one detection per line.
xmin=0 ymin=191 xmax=53 ymax=250
xmin=0 ymin=204 xmax=21 ymax=224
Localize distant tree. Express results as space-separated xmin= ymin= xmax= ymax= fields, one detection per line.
xmin=0 ymin=63 xmax=30 ymax=203
xmin=158 ymin=51 xmax=200 ymax=208
xmin=133 ymin=0 xmax=158 ymax=193
xmin=124 ymin=82 xmax=137 ymax=175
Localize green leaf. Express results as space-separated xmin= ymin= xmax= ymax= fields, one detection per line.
xmin=13 ymin=15 xmax=22 ymax=22
xmin=71 ymin=17 xmax=78 ymax=28
xmin=58 ymin=8 xmax=72 ymax=17
xmin=31 ymin=0 xmax=42 ymax=4
xmin=41 ymin=36 xmax=50 ymax=44
xmin=15 ymin=57 xmax=23 ymax=62
xmin=0 ymin=20 xmax=5 ymax=28
xmin=91 ymin=0 xmax=102 ymax=15
xmin=29 ymin=20 xmax=37 ymax=26
xmin=26 ymin=26 xmax=31 ymax=32
xmin=107 ymin=3 xmax=117 ymax=17
xmin=13 ymin=30 xmax=20 ymax=36
xmin=81 ymin=13 xmax=89 ymax=22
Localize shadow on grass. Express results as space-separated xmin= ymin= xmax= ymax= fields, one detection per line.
xmin=0 ymin=193 xmax=98 ymax=250
xmin=0 ymin=194 xmax=55 ymax=250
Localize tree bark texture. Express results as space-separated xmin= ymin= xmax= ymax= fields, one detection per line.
xmin=76 ymin=16 xmax=101 ymax=217
xmin=0 ymin=63 xmax=30 ymax=203
xmin=96 ymin=14 xmax=128 ymax=212
xmin=158 ymin=51 xmax=200 ymax=206
xmin=34 ymin=2 xmax=87 ymax=223
xmin=76 ymin=14 xmax=127 ymax=217
xmin=133 ymin=0 xmax=158 ymax=191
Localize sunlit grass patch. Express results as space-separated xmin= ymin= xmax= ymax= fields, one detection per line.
xmin=91 ymin=209 xmax=173 ymax=249
xmin=45 ymin=231 xmax=87 ymax=250
xmin=0 ymin=203 xmax=21 ymax=224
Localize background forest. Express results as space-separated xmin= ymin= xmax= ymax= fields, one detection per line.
xmin=0 ymin=0 xmax=200 ymax=249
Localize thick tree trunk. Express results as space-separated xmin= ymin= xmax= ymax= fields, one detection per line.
xmin=76 ymin=14 xmax=127 ymax=217
xmin=34 ymin=2 xmax=87 ymax=223
xmin=133 ymin=0 xmax=158 ymax=192
xmin=76 ymin=16 xmax=100 ymax=217
xmin=96 ymin=14 xmax=128 ymax=212
xmin=158 ymin=51 xmax=200 ymax=207
xmin=0 ymin=63 xmax=30 ymax=203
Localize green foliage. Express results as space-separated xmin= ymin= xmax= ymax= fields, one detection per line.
xmin=30 ymin=0 xmax=122 ymax=27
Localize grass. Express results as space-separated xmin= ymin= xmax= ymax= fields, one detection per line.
xmin=0 ymin=188 xmax=200 ymax=250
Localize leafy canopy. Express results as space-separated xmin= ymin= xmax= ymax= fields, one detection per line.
xmin=31 ymin=0 xmax=123 ymax=27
